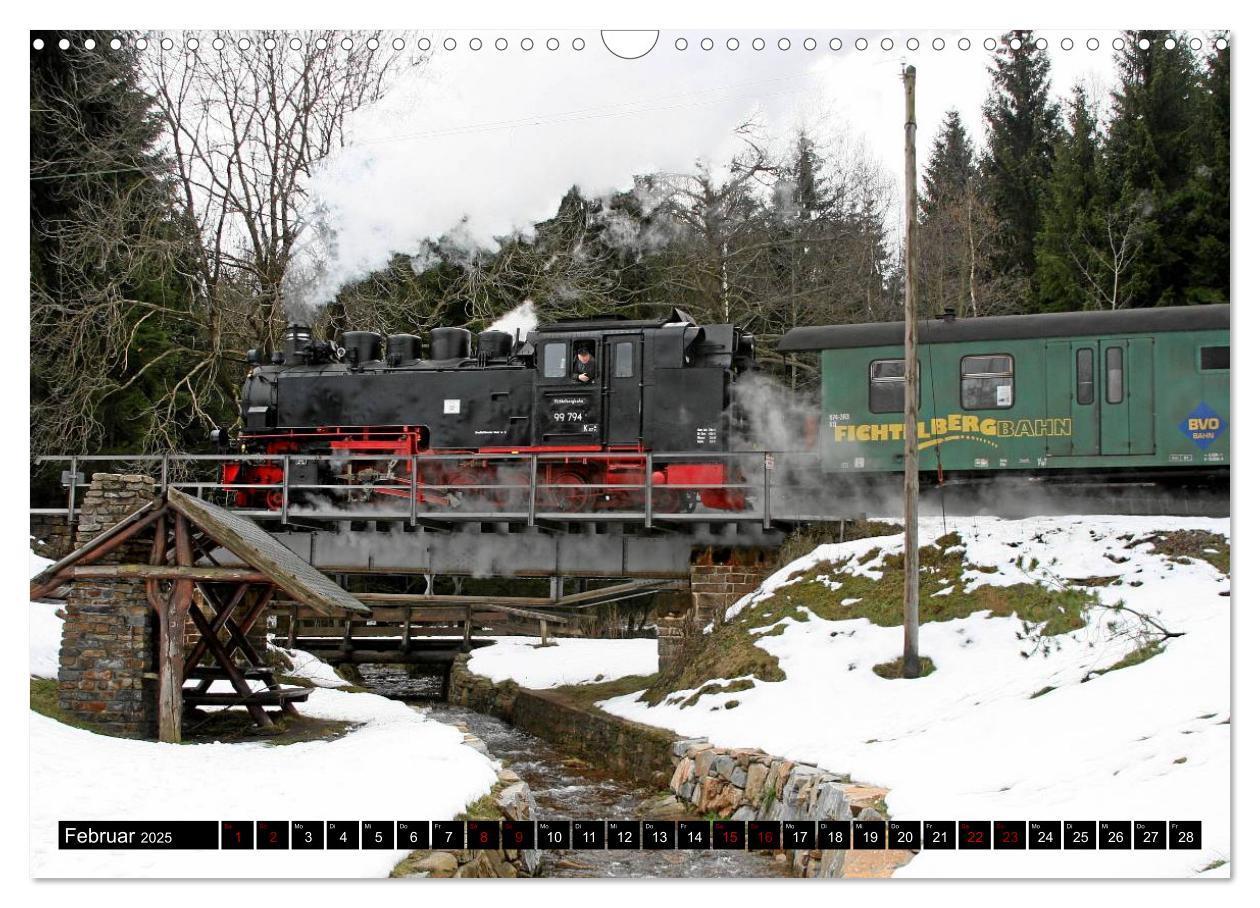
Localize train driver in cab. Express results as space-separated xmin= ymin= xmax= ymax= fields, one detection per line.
xmin=573 ymin=342 xmax=598 ymax=383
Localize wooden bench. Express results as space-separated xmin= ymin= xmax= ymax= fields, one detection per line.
xmin=182 ymin=686 xmax=314 ymax=707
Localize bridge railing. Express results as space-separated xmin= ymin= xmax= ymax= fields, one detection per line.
xmin=31 ymin=450 xmax=829 ymax=529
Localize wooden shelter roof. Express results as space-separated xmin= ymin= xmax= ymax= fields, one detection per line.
xmin=29 ymin=488 xmax=369 ymax=616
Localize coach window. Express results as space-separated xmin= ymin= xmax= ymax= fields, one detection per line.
xmin=1200 ymin=345 xmax=1229 ymax=371
xmin=869 ymin=359 xmax=914 ymax=413
xmin=614 ymin=341 xmax=635 ymax=378
xmin=1075 ymin=347 xmax=1095 ymax=405
xmin=542 ymin=342 xmax=567 ymax=378
xmin=1105 ymin=346 xmax=1124 ymax=403
xmin=960 ymin=354 xmax=1014 ymax=410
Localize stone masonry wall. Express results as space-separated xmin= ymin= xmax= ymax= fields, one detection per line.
xmin=30 ymin=514 xmax=75 ymax=561
xmin=447 ymin=653 xmax=676 ymax=787
xmin=667 ymin=738 xmax=875 ymax=878
xmin=658 ymin=559 xmax=770 ymax=673
xmin=56 ymin=474 xmax=158 ymax=738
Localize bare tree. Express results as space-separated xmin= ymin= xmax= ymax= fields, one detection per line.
xmin=139 ymin=30 xmax=420 ymax=428
xmin=1067 ymin=199 xmax=1152 ymax=310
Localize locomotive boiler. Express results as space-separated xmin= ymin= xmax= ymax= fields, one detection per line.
xmin=223 ymin=308 xmax=757 ymax=514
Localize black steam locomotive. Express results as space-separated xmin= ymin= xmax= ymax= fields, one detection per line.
xmin=223 ymin=309 xmax=756 ymax=513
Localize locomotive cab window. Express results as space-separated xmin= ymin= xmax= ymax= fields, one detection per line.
xmin=1200 ymin=345 xmax=1229 ymax=371
xmin=869 ymin=359 xmax=919 ymax=413
xmin=542 ymin=342 xmax=567 ymax=378
xmin=613 ymin=341 xmax=635 ymax=378
xmin=572 ymin=342 xmax=598 ymax=384
xmin=960 ymin=354 xmax=1014 ymax=410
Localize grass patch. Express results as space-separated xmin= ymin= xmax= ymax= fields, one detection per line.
xmin=30 ymin=677 xmax=110 ymax=735
xmin=772 ymin=519 xmax=903 ymax=570
xmin=1128 ymin=530 xmax=1230 ymax=575
xmin=551 ymin=673 xmax=659 ymax=710
xmin=1085 ymin=640 xmax=1165 ymax=681
xmin=645 ymin=533 xmax=1096 ymax=703
xmin=1030 ymin=685 xmax=1056 ymax=699
xmin=872 ymin=656 xmax=937 ymax=679
xmin=676 ymin=678 xmax=755 ymax=708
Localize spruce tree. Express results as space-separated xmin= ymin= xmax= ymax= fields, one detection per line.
xmin=1034 ymin=85 xmax=1103 ymax=311
xmin=1185 ymin=34 xmax=1230 ymax=304
xmin=918 ymin=111 xmax=983 ymax=315
xmin=1101 ymin=29 xmax=1209 ymax=306
xmin=980 ymin=30 xmax=1061 ymax=294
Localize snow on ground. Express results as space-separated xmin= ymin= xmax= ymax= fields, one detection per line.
xmin=466 ymin=635 xmax=657 ymax=688
xmin=597 ymin=515 xmax=1231 ymax=878
xmin=29 ymin=552 xmax=498 ymax=878
xmin=30 ymin=550 xmax=62 ymax=679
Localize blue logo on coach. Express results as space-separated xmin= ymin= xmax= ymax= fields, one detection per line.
xmin=1180 ymin=402 xmax=1226 ymax=449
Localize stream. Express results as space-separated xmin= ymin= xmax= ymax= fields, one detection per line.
xmin=358 ymin=664 xmax=791 ymax=879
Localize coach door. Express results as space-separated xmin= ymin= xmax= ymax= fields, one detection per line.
xmin=603 ymin=336 xmax=642 ymax=445
xmin=1099 ymin=337 xmax=1155 ymax=456
xmin=1046 ymin=340 xmax=1100 ymax=457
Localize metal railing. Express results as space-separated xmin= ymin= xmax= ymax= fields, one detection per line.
xmin=32 ymin=450 xmax=826 ymax=530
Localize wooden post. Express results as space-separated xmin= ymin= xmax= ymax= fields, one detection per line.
xmin=462 ymin=604 xmax=472 ymax=652
xmin=540 ymin=618 xmax=550 ymax=646
xmin=901 ymin=64 xmax=921 ymax=679
xmin=157 ymin=514 xmax=195 ymax=742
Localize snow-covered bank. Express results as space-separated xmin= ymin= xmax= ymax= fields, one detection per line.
xmin=466 ymin=635 xmax=657 ymax=689
xmin=596 ymin=515 xmax=1231 ymax=878
xmin=29 ymin=557 xmax=499 ymax=878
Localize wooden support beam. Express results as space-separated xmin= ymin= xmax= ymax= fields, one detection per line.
xmin=29 ymin=504 xmax=165 ymax=599
xmin=68 ymin=565 xmax=269 ymax=582
xmin=462 ymin=605 xmax=472 ymax=652
xmin=156 ymin=513 xmax=196 ymax=743
xmin=186 ymin=599 xmax=273 ymax=729
xmin=182 ymin=583 xmax=251 ymax=681
xmin=347 ymin=592 xmax=554 ymax=607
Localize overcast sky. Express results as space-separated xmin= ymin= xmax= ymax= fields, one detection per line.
xmin=305 ymin=27 xmax=1219 ymax=307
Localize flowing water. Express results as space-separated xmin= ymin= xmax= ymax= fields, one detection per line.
xmin=358 ymin=664 xmax=791 ymax=879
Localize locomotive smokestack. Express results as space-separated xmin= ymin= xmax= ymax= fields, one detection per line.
xmin=283 ymin=323 xmax=313 ymax=364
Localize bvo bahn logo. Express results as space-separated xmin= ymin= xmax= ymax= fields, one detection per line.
xmin=1180 ymin=402 xmax=1226 ymax=450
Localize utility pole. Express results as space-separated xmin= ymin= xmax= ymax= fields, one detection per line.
xmin=901 ymin=64 xmax=921 ymax=679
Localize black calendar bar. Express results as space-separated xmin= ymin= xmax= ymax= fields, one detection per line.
xmin=56 ymin=819 xmax=1205 ymax=851
xmin=58 ymin=821 xmax=219 ymax=849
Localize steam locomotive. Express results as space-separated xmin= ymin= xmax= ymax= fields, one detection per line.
xmin=222 ymin=309 xmax=756 ymax=514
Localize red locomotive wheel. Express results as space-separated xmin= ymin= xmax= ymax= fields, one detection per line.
xmin=540 ymin=469 xmax=592 ymax=513
xmin=444 ymin=468 xmax=482 ymax=510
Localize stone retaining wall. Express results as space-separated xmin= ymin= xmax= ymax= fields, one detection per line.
xmin=668 ymin=738 xmax=884 ymax=878
xmin=447 ymin=654 xmax=675 ymax=787
xmin=392 ymin=723 xmax=541 ymax=879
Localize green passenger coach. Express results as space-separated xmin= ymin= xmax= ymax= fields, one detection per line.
xmin=778 ymin=305 xmax=1229 ymax=479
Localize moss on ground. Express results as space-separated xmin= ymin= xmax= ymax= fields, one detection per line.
xmin=30 ymin=677 xmax=357 ymax=745
xmin=457 ymin=793 xmax=502 ymax=821
xmin=1128 ymin=530 xmax=1230 ymax=576
xmin=872 ymin=656 xmax=937 ymax=679
xmin=644 ymin=532 xmax=1096 ymax=704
